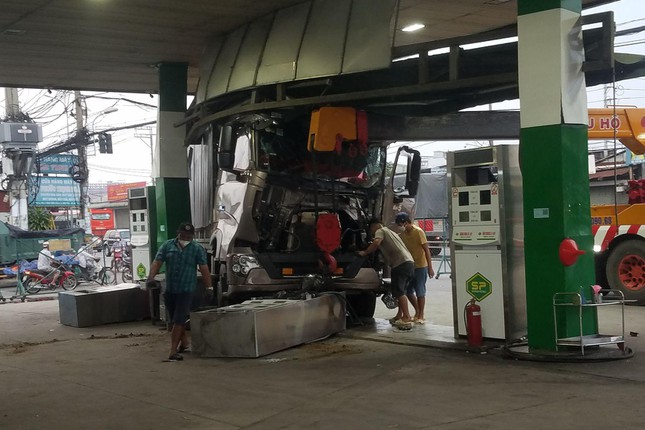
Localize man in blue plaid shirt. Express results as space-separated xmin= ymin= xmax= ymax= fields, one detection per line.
xmin=147 ymin=222 xmax=212 ymax=362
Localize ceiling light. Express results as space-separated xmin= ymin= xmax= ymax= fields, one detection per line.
xmin=484 ymin=0 xmax=512 ymax=4
xmin=2 ymin=29 xmax=26 ymax=36
xmin=402 ymin=23 xmax=425 ymax=32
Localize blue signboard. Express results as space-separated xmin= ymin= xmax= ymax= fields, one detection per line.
xmin=29 ymin=177 xmax=80 ymax=207
xmin=37 ymin=154 xmax=78 ymax=175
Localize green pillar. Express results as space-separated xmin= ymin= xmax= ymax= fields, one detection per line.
xmin=154 ymin=62 xmax=191 ymax=248
xmin=518 ymin=0 xmax=598 ymax=352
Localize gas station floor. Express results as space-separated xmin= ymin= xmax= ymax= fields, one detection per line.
xmin=3 ymin=275 xmax=645 ymax=429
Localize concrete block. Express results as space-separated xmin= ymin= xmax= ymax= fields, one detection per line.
xmin=59 ymin=284 xmax=148 ymax=328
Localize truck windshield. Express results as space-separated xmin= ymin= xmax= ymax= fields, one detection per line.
xmin=256 ymin=128 xmax=384 ymax=188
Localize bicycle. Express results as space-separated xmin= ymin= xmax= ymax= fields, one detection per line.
xmin=74 ymin=264 xmax=116 ymax=286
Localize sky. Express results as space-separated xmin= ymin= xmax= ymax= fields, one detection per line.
xmin=1 ymin=0 xmax=644 ymax=183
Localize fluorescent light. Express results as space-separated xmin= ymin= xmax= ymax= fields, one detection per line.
xmin=2 ymin=29 xmax=26 ymax=36
xmin=402 ymin=23 xmax=425 ymax=32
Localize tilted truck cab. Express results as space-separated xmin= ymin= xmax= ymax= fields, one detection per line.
xmin=206 ymin=108 xmax=420 ymax=317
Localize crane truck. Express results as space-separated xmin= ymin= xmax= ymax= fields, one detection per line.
xmin=588 ymin=107 xmax=645 ymax=302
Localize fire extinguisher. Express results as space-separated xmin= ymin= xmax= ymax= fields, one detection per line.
xmin=464 ymin=299 xmax=483 ymax=347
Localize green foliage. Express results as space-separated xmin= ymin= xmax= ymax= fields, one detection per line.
xmin=28 ymin=207 xmax=54 ymax=231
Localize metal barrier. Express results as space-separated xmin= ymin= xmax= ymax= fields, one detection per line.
xmin=417 ymin=217 xmax=451 ymax=279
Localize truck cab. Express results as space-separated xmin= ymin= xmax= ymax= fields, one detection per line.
xmin=207 ymin=108 xmax=420 ymax=316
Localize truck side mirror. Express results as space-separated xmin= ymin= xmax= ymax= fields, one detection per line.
xmin=218 ymin=125 xmax=235 ymax=170
xmin=406 ymin=151 xmax=421 ymax=197
xmin=391 ymin=146 xmax=421 ymax=198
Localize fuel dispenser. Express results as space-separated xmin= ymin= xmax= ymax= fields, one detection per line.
xmin=128 ymin=186 xmax=157 ymax=281
xmin=448 ymin=145 xmax=526 ymax=342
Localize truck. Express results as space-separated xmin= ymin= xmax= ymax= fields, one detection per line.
xmin=205 ymin=107 xmax=420 ymax=317
xmin=587 ymin=107 xmax=645 ymax=302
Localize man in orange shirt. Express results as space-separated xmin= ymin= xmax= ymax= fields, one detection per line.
xmin=396 ymin=212 xmax=434 ymax=324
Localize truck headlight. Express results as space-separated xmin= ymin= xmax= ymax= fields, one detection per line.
xmin=593 ymin=245 xmax=601 ymax=253
xmin=230 ymin=254 xmax=260 ymax=275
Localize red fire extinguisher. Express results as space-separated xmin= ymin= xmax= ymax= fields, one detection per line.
xmin=464 ymin=299 xmax=483 ymax=347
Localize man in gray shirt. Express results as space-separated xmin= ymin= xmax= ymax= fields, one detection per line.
xmin=358 ymin=218 xmax=415 ymax=328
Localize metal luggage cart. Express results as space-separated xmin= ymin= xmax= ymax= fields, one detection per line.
xmin=553 ymin=290 xmax=626 ymax=356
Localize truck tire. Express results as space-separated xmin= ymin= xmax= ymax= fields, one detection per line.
xmin=347 ymin=293 xmax=376 ymax=318
xmin=606 ymin=240 xmax=645 ymax=303
xmin=594 ymin=253 xmax=609 ymax=289
xmin=430 ymin=247 xmax=441 ymax=257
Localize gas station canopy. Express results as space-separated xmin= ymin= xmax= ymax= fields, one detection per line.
xmin=0 ymin=0 xmax=613 ymax=94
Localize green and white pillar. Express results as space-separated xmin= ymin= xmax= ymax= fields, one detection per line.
xmin=154 ymin=62 xmax=191 ymax=248
xmin=518 ymin=0 xmax=597 ymax=352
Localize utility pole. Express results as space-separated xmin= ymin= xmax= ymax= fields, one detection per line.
xmin=4 ymin=88 xmax=29 ymax=230
xmin=134 ymin=126 xmax=155 ymax=183
xmin=74 ymin=90 xmax=90 ymax=232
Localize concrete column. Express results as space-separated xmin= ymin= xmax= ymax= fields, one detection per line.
xmin=518 ymin=0 xmax=598 ymax=352
xmin=154 ymin=62 xmax=191 ymax=246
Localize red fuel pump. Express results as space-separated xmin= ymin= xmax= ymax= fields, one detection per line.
xmin=464 ymin=299 xmax=483 ymax=347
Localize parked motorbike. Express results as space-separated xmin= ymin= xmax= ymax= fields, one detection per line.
xmin=22 ymin=263 xmax=78 ymax=294
xmin=111 ymin=243 xmax=133 ymax=283
xmin=73 ymin=261 xmax=116 ymax=286
xmin=120 ymin=253 xmax=133 ymax=283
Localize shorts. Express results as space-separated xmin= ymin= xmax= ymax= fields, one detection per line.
xmin=164 ymin=292 xmax=193 ymax=325
xmin=390 ymin=261 xmax=414 ymax=298
xmin=406 ymin=268 xmax=428 ymax=297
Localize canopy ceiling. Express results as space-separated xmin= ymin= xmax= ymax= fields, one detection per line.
xmin=0 ymin=0 xmax=613 ymax=93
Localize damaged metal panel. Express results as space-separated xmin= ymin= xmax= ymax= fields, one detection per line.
xmin=195 ymin=37 xmax=223 ymax=104
xmin=256 ymin=2 xmax=311 ymax=85
xmin=228 ymin=16 xmax=273 ymax=92
xmin=206 ymin=25 xmax=246 ymax=99
xmin=191 ymin=295 xmax=346 ymax=358
xmin=296 ymin=0 xmax=352 ymax=80
xmin=342 ymin=0 xmax=397 ymax=74
xmin=200 ymin=0 xmax=397 ymax=99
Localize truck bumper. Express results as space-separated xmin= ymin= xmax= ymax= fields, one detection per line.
xmin=227 ymin=267 xmax=382 ymax=297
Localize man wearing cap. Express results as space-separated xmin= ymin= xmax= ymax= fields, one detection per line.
xmin=146 ymin=222 xmax=212 ymax=362
xmin=37 ymin=241 xmax=60 ymax=284
xmin=396 ymin=212 xmax=434 ymax=324
xmin=357 ymin=218 xmax=415 ymax=328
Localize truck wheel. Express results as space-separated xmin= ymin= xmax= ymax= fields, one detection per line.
xmin=347 ymin=293 xmax=376 ymax=318
xmin=430 ymin=247 xmax=441 ymax=257
xmin=216 ymin=267 xmax=229 ymax=307
xmin=606 ymin=240 xmax=645 ymax=303
xmin=594 ymin=253 xmax=609 ymax=289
